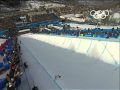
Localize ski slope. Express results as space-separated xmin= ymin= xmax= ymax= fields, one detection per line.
xmin=19 ymin=33 xmax=119 ymax=90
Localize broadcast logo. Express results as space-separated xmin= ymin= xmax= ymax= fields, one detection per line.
xmin=90 ymin=10 xmax=109 ymax=19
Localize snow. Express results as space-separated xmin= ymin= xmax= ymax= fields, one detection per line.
xmin=19 ymin=33 xmax=119 ymax=90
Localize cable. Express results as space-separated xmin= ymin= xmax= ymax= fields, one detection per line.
xmin=101 ymin=42 xmax=118 ymax=65
xmin=76 ymin=39 xmax=81 ymax=50
xmin=86 ymin=39 xmax=93 ymax=53
xmin=98 ymin=41 xmax=108 ymax=60
xmin=62 ymin=38 xmax=66 ymax=45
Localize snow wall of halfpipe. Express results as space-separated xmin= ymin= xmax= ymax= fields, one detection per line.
xmin=19 ymin=33 xmax=119 ymax=90
xmin=20 ymin=33 xmax=119 ymax=65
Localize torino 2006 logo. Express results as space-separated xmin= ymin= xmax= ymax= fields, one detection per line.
xmin=90 ymin=10 xmax=109 ymax=19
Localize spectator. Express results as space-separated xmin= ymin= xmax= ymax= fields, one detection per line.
xmin=6 ymin=74 xmax=15 ymax=90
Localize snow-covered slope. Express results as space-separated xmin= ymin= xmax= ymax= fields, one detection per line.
xmin=19 ymin=33 xmax=119 ymax=90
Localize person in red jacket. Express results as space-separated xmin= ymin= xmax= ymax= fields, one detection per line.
xmin=0 ymin=45 xmax=3 ymax=51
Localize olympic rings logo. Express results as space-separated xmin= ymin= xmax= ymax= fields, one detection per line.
xmin=90 ymin=10 xmax=109 ymax=19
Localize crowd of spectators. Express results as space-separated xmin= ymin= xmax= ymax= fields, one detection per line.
xmin=0 ymin=33 xmax=23 ymax=90
xmin=32 ymin=27 xmax=120 ymax=39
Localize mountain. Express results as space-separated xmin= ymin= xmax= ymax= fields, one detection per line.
xmin=0 ymin=0 xmax=119 ymax=7
xmin=0 ymin=0 xmax=119 ymax=12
